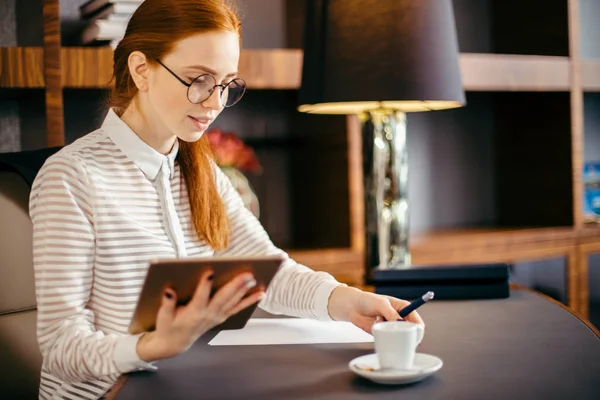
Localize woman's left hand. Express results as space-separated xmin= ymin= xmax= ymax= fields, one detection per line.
xmin=327 ymin=286 xmax=424 ymax=334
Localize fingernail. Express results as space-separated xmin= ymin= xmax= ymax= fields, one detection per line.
xmin=258 ymin=292 xmax=266 ymax=300
xmin=243 ymin=276 xmax=257 ymax=289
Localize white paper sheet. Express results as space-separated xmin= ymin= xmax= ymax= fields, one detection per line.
xmin=208 ymin=318 xmax=374 ymax=346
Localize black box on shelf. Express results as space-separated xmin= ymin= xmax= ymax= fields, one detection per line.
xmin=370 ymin=263 xmax=510 ymax=300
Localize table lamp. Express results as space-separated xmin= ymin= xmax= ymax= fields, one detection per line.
xmin=298 ymin=0 xmax=466 ymax=274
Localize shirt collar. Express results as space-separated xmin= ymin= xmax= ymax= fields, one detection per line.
xmin=103 ymin=109 xmax=179 ymax=180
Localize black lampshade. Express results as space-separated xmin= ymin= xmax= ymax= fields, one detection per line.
xmin=298 ymin=0 xmax=466 ymax=114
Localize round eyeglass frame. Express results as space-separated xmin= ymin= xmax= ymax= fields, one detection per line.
xmin=156 ymin=59 xmax=247 ymax=107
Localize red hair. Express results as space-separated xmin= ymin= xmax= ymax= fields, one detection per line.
xmin=110 ymin=0 xmax=241 ymax=250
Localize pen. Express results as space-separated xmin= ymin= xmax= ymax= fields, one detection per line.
xmin=398 ymin=291 xmax=435 ymax=318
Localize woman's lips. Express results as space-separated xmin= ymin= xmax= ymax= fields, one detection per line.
xmin=188 ymin=115 xmax=211 ymax=131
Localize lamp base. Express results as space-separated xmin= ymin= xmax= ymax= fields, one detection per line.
xmin=369 ymin=263 xmax=511 ymax=300
xmin=361 ymin=109 xmax=410 ymax=272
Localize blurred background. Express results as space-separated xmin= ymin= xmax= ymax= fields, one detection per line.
xmin=0 ymin=0 xmax=599 ymax=330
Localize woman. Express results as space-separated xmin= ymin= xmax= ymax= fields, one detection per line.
xmin=29 ymin=0 xmax=423 ymax=399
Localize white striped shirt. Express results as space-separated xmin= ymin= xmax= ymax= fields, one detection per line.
xmin=29 ymin=109 xmax=343 ymax=399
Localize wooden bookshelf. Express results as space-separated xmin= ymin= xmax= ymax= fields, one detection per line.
xmin=1 ymin=0 xmax=600 ymax=321
xmin=1 ymin=47 xmax=577 ymax=92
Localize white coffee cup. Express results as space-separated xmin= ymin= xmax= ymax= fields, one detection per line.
xmin=372 ymin=321 xmax=425 ymax=370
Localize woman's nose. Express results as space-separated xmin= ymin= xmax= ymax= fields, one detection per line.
xmin=201 ymin=88 xmax=224 ymax=110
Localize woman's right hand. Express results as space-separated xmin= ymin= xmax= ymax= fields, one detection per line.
xmin=136 ymin=270 xmax=264 ymax=362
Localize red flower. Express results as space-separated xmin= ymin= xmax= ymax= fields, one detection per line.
xmin=206 ymin=128 xmax=262 ymax=173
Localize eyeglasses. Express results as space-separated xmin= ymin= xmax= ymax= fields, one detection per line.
xmin=156 ymin=59 xmax=246 ymax=107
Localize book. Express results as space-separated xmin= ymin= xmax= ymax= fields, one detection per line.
xmin=80 ymin=0 xmax=143 ymax=17
xmin=80 ymin=19 xmax=129 ymax=44
xmin=584 ymin=161 xmax=600 ymax=223
xmin=82 ymin=3 xmax=136 ymax=23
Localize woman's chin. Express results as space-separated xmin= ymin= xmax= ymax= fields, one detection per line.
xmin=178 ymin=129 xmax=205 ymax=143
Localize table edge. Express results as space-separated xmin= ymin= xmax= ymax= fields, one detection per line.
xmin=103 ymin=287 xmax=599 ymax=399
xmin=514 ymin=284 xmax=600 ymax=339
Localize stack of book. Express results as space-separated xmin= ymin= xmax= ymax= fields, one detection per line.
xmin=584 ymin=161 xmax=600 ymax=223
xmin=79 ymin=0 xmax=144 ymax=47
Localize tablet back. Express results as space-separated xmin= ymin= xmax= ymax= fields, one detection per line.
xmin=128 ymin=255 xmax=284 ymax=334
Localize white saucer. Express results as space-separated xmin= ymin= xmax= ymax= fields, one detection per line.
xmin=349 ymin=353 xmax=443 ymax=385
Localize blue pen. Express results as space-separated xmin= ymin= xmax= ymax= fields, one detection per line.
xmin=398 ymin=291 xmax=435 ymax=318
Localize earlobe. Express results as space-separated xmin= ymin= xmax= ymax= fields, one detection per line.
xmin=128 ymin=51 xmax=150 ymax=91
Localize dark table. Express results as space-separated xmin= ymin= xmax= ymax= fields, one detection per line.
xmin=110 ymin=289 xmax=600 ymax=399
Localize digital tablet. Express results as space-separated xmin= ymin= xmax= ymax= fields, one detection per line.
xmin=128 ymin=255 xmax=285 ymax=335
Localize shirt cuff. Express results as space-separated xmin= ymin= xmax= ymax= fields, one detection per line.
xmin=313 ymin=279 xmax=347 ymax=321
xmin=113 ymin=333 xmax=158 ymax=373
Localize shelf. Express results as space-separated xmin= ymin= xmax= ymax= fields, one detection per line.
xmin=0 ymin=47 xmax=44 ymax=88
xmin=459 ymin=53 xmax=570 ymax=91
xmin=60 ymin=48 xmax=570 ymax=92
xmin=1 ymin=46 xmax=574 ymax=92
xmin=410 ymin=227 xmax=579 ymax=265
xmin=582 ymin=59 xmax=600 ymax=91
xmin=61 ymin=47 xmax=114 ymax=88
xmin=286 ymin=227 xmax=593 ymax=286
xmin=237 ymin=49 xmax=302 ymax=90
xmin=59 ymin=47 xmax=303 ymax=89
xmin=580 ymin=224 xmax=600 ymax=247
